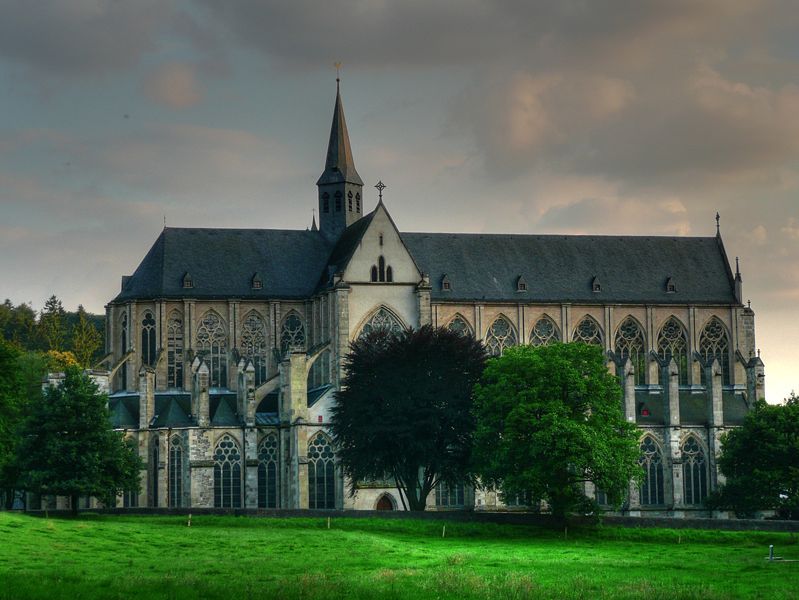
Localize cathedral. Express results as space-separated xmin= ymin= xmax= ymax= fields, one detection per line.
xmin=88 ymin=82 xmax=764 ymax=516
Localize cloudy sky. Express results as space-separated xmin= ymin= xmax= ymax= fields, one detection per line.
xmin=0 ymin=1 xmax=797 ymax=401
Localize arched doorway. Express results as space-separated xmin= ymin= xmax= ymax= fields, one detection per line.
xmin=375 ymin=494 xmax=395 ymax=511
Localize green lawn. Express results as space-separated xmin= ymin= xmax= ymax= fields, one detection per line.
xmin=0 ymin=512 xmax=797 ymax=599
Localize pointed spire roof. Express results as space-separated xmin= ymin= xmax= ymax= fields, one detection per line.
xmin=317 ymin=81 xmax=363 ymax=186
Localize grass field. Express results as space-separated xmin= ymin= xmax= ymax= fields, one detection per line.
xmin=0 ymin=512 xmax=797 ymax=599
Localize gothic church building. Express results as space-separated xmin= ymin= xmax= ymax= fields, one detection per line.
xmin=99 ymin=83 xmax=764 ymax=516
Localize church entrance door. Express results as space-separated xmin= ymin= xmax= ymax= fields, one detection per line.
xmin=376 ymin=495 xmax=394 ymax=511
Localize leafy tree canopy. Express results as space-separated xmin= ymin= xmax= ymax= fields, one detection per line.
xmin=0 ymin=339 xmax=26 ymax=504
xmin=710 ymin=393 xmax=799 ymax=519
xmin=70 ymin=306 xmax=102 ymax=368
xmin=472 ymin=343 xmax=641 ymax=518
xmin=331 ymin=325 xmax=486 ymax=511
xmin=16 ymin=366 xmax=141 ymax=513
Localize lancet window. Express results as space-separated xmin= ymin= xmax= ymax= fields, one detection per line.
xmin=699 ymin=317 xmax=731 ymax=386
xmin=280 ymin=312 xmax=305 ymax=356
xmin=359 ymin=307 xmax=403 ymax=340
xmin=682 ymin=436 xmax=707 ymax=506
xmin=308 ymin=433 xmax=335 ymax=509
xmin=258 ymin=433 xmax=279 ymax=509
xmin=196 ymin=311 xmax=228 ymax=388
xmin=485 ymin=316 xmax=517 ymax=356
xmin=530 ymin=316 xmax=560 ymax=346
xmin=657 ymin=317 xmax=689 ymax=386
xmin=241 ymin=311 xmax=268 ymax=386
xmin=213 ymin=435 xmax=242 ymax=509
xmin=169 ymin=435 xmax=185 ymax=508
xmin=639 ymin=436 xmax=664 ymax=506
xmin=141 ymin=311 xmax=156 ymax=367
xmin=371 ymin=256 xmax=393 ymax=282
xmin=447 ymin=315 xmax=472 ymax=337
xmin=573 ymin=316 xmax=603 ymax=346
xmin=166 ymin=311 xmax=184 ymax=389
xmin=615 ymin=317 xmax=646 ymax=385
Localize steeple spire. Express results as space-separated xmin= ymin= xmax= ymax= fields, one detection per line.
xmin=317 ymin=77 xmax=363 ymax=187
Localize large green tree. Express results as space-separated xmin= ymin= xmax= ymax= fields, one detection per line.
xmin=331 ymin=325 xmax=486 ymax=511
xmin=473 ymin=343 xmax=641 ymax=518
xmin=39 ymin=295 xmax=66 ymax=352
xmin=0 ymin=339 xmax=26 ymax=508
xmin=16 ymin=366 xmax=141 ymax=513
xmin=71 ymin=306 xmax=102 ymax=368
xmin=710 ymin=394 xmax=799 ymax=519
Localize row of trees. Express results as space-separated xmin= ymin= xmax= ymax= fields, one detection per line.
xmin=1 ymin=296 xmax=105 ymax=368
xmin=332 ymin=325 xmax=798 ymax=518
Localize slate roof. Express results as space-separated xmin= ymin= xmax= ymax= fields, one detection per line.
xmin=402 ymin=233 xmax=738 ymax=304
xmin=114 ymin=227 xmax=333 ymax=302
xmin=316 ymin=85 xmax=363 ymax=186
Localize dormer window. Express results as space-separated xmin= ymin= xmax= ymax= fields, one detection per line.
xmin=441 ymin=274 xmax=451 ymax=291
xmin=182 ymin=272 xmax=194 ymax=289
xmin=591 ymin=276 xmax=601 ymax=293
xmin=665 ymin=277 xmax=676 ymax=293
xmin=516 ymin=275 xmax=528 ymax=293
xmin=251 ymin=273 xmax=263 ymax=290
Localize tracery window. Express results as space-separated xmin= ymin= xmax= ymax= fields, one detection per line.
xmin=699 ymin=317 xmax=731 ymax=386
xmin=682 ymin=436 xmax=707 ymax=506
xmin=166 ymin=311 xmax=184 ymax=389
xmin=639 ymin=436 xmax=664 ymax=506
xmin=119 ymin=313 xmax=128 ymax=390
xmin=308 ymin=433 xmax=335 ymax=509
xmin=657 ymin=317 xmax=689 ymax=386
xmin=141 ymin=311 xmax=156 ymax=367
xmin=615 ymin=317 xmax=646 ymax=385
xmin=573 ymin=316 xmax=602 ymax=346
xmin=258 ymin=433 xmax=279 ymax=509
xmin=241 ymin=312 xmax=268 ymax=386
xmin=447 ymin=315 xmax=472 ymax=337
xmin=214 ymin=435 xmax=242 ymax=508
xmin=280 ymin=312 xmax=305 ymax=355
xmin=436 ymin=481 xmax=465 ymax=507
xmin=359 ymin=307 xmax=403 ymax=340
xmin=485 ymin=316 xmax=517 ymax=356
xmin=530 ymin=316 xmax=560 ymax=346
xmin=196 ymin=311 xmax=228 ymax=388
xmin=169 ymin=435 xmax=185 ymax=508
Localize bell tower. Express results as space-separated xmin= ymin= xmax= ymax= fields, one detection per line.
xmin=316 ymin=78 xmax=363 ymax=239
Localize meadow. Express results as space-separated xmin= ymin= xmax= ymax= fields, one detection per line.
xmin=0 ymin=512 xmax=797 ymax=599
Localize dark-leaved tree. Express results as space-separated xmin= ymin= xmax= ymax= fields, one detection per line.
xmin=0 ymin=339 xmax=26 ymax=508
xmin=473 ymin=343 xmax=641 ymax=518
xmin=331 ymin=325 xmax=486 ymax=511
xmin=16 ymin=366 xmax=141 ymax=514
xmin=709 ymin=394 xmax=799 ymax=519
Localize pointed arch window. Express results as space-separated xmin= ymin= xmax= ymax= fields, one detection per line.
xmin=355 ymin=193 xmax=361 ymax=212
xmin=322 ymin=192 xmax=330 ymax=213
xmin=149 ymin=436 xmax=159 ymax=508
xmin=615 ymin=317 xmax=646 ymax=385
xmin=280 ymin=313 xmax=305 ymax=356
xmin=308 ymin=433 xmax=335 ymax=509
xmin=573 ymin=316 xmax=602 ymax=346
xmin=214 ymin=435 xmax=242 ymax=508
xmin=348 ymin=190 xmax=353 ymax=212
xmin=681 ymin=436 xmax=707 ymax=505
xmin=639 ymin=436 xmax=664 ymax=506
xmin=119 ymin=313 xmax=128 ymax=390
xmin=530 ymin=316 xmax=560 ymax=346
xmin=359 ymin=307 xmax=403 ymax=340
xmin=485 ymin=316 xmax=517 ymax=357
xmin=196 ymin=311 xmax=228 ymax=388
xmin=386 ymin=266 xmax=393 ymax=282
xmin=657 ymin=317 xmax=689 ymax=386
xmin=370 ymin=265 xmax=378 ymax=282
xmin=258 ymin=433 xmax=279 ymax=509
xmin=699 ymin=317 xmax=731 ymax=386
xmin=242 ymin=312 xmax=268 ymax=386
xmin=334 ymin=191 xmax=342 ymax=212
xmin=378 ymin=256 xmax=386 ymax=281
xmin=166 ymin=311 xmax=184 ymax=389
xmin=169 ymin=435 xmax=185 ymax=508
xmin=141 ymin=311 xmax=156 ymax=367
xmin=447 ymin=315 xmax=472 ymax=337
